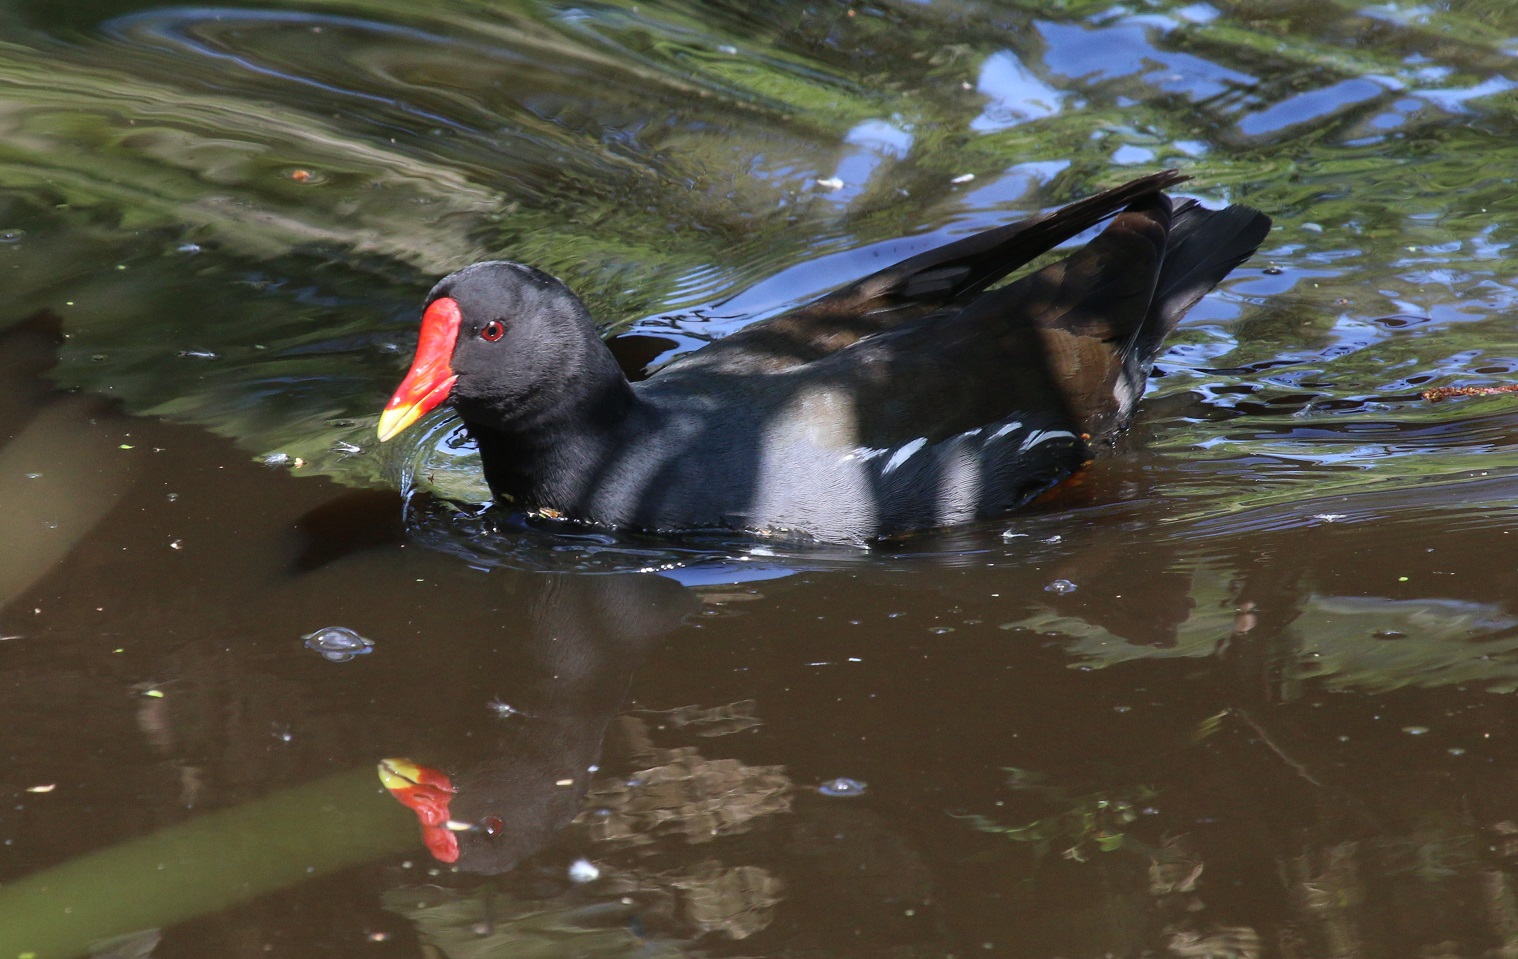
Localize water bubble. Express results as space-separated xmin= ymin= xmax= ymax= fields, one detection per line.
xmin=303 ymin=626 xmax=374 ymax=662
xmin=1044 ymin=578 xmax=1078 ymax=595
xmin=818 ymin=777 xmax=868 ymax=797
xmin=568 ymin=858 xmax=600 ymax=883
xmin=0 ymin=230 xmax=23 ymax=244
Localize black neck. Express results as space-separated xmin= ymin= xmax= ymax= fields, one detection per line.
xmin=463 ymin=363 xmax=638 ymax=510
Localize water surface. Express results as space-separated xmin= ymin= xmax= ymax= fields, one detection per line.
xmin=5 ymin=0 xmax=1518 ymax=956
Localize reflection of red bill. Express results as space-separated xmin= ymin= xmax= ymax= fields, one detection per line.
xmin=378 ymin=758 xmax=460 ymax=863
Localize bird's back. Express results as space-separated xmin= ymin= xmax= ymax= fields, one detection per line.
xmin=614 ymin=186 xmax=1270 ymax=542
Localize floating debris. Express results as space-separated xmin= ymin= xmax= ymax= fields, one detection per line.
xmin=177 ymin=350 xmax=218 ymax=360
xmin=817 ymin=777 xmax=868 ymax=798
xmin=332 ymin=441 xmax=363 ymax=456
xmin=950 ymin=173 xmax=976 ymax=184
xmin=1044 ymin=578 xmax=1078 ymax=595
xmin=261 ymin=452 xmax=291 ymax=467
xmin=816 ymin=176 xmax=844 ymax=190
xmin=303 ymin=626 xmax=374 ymax=662
xmin=568 ymin=858 xmax=600 ymax=883
xmin=487 ymin=698 xmax=525 ymax=719
xmin=1423 ymin=384 xmax=1518 ymax=402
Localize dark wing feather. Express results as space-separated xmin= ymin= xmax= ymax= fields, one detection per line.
xmin=793 ymin=192 xmax=1270 ymax=449
xmin=657 ymin=170 xmax=1190 ymax=377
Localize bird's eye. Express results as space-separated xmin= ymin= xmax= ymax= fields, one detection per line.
xmin=481 ymin=320 xmax=505 ymax=342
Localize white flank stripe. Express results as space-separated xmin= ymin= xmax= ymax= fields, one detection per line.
xmin=882 ymin=437 xmax=928 ymax=474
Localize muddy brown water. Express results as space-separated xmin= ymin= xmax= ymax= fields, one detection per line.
xmin=7 ymin=0 xmax=1518 ymax=956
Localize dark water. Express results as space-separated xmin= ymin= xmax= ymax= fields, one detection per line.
xmin=6 ymin=0 xmax=1518 ymax=955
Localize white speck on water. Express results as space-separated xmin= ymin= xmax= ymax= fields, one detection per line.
xmin=816 ymin=176 xmax=845 ymax=190
xmin=1403 ymin=726 xmax=1430 ymax=735
xmin=568 ymin=858 xmax=600 ymax=883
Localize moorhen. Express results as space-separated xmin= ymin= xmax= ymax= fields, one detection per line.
xmin=378 ymin=170 xmax=1269 ymax=545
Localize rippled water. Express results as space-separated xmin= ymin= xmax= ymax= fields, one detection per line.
xmin=5 ymin=1 xmax=1518 ymax=956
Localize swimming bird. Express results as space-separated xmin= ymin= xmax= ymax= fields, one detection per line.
xmin=378 ymin=170 xmax=1269 ymax=545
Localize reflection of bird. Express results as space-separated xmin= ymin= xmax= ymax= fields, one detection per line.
xmin=379 ymin=170 xmax=1270 ymax=544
